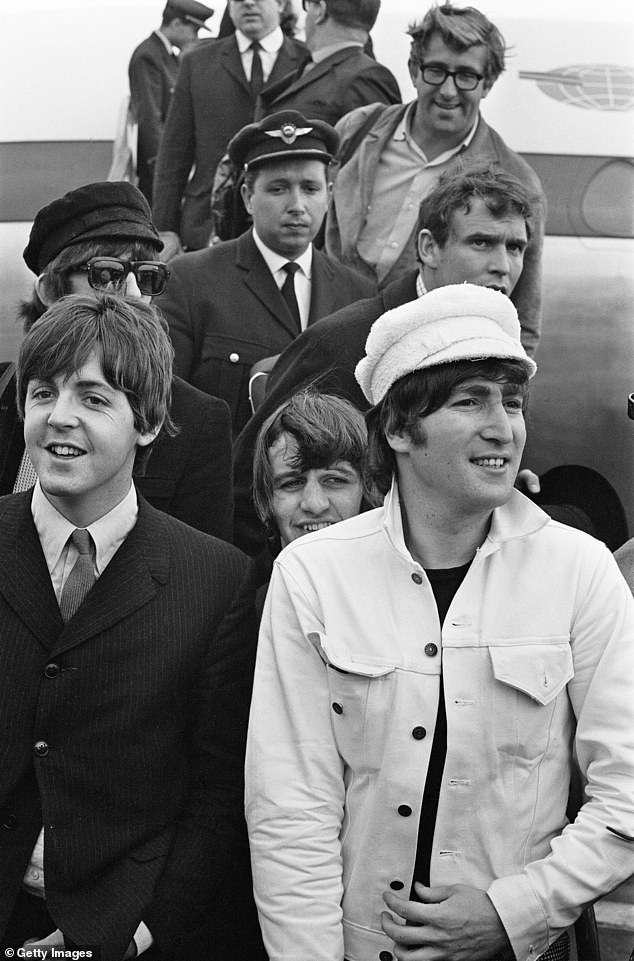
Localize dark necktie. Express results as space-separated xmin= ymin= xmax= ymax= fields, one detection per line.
xmin=59 ymin=529 xmax=96 ymax=623
xmin=281 ymin=262 xmax=301 ymax=333
xmin=250 ymin=41 xmax=264 ymax=97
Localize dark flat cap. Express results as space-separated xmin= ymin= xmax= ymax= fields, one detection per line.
xmin=23 ymin=181 xmax=163 ymax=275
xmin=164 ymin=0 xmax=214 ymax=29
xmin=228 ymin=110 xmax=340 ymax=172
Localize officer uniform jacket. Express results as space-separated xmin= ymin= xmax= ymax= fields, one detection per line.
xmin=0 ymin=491 xmax=261 ymax=961
xmin=128 ymin=31 xmax=180 ymax=203
xmin=152 ymin=33 xmax=308 ymax=249
xmin=325 ymin=102 xmax=546 ymax=356
xmin=159 ymin=230 xmax=376 ymax=434
xmin=255 ymin=44 xmax=401 ymax=126
xmin=0 ymin=364 xmax=234 ymax=542
xmin=246 ymin=483 xmax=634 ymax=961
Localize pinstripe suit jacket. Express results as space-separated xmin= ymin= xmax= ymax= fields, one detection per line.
xmin=0 ymin=491 xmax=261 ymax=961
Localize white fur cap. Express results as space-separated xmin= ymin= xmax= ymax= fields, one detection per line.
xmin=355 ymin=283 xmax=537 ymax=405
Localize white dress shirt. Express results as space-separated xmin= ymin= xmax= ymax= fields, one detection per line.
xmin=253 ymin=229 xmax=313 ymax=330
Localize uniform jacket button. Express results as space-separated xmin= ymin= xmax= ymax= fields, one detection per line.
xmin=397 ymin=804 xmax=412 ymax=817
xmin=332 ymin=702 xmax=343 ymax=715
xmin=1 ymin=814 xmax=17 ymax=830
xmin=411 ymin=572 xmax=423 ymax=584
xmin=379 ymin=952 xmax=393 ymax=961
xmin=229 ymin=352 xmax=240 ymax=363
xmin=44 ymin=663 xmax=60 ymax=678
xmin=34 ymin=740 xmax=49 ymax=757
xmin=424 ymin=643 xmax=438 ymax=657
xmin=412 ymin=726 xmax=427 ymax=740
xmin=389 ymin=879 xmax=404 ymax=890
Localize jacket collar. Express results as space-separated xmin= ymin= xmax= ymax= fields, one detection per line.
xmin=381 ymin=478 xmax=550 ymax=567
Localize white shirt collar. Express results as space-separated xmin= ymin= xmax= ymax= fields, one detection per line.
xmin=252 ymin=229 xmax=313 ymax=279
xmin=311 ymin=41 xmax=363 ymax=64
xmin=235 ymin=26 xmax=284 ymax=54
xmin=154 ymin=29 xmax=176 ymax=56
xmin=31 ymin=481 xmax=139 ymax=577
xmin=393 ymin=102 xmax=479 ymax=162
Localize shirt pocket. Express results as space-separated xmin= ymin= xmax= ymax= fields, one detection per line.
xmin=488 ymin=640 xmax=574 ymax=761
xmin=309 ymin=631 xmax=396 ymax=772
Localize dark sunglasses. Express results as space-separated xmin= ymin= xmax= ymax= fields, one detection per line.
xmin=78 ymin=258 xmax=170 ymax=296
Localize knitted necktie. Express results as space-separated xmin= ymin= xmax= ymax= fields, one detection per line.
xmin=281 ymin=262 xmax=301 ymax=333
xmin=59 ymin=529 xmax=96 ymax=623
xmin=250 ymin=41 xmax=264 ymax=96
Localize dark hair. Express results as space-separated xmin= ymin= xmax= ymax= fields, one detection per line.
xmin=408 ymin=3 xmax=507 ymax=84
xmin=323 ymin=0 xmax=380 ymax=32
xmin=416 ymin=162 xmax=538 ymax=246
xmin=252 ymin=388 xmax=379 ymax=531
xmin=17 ymin=294 xmax=177 ymax=473
xmin=366 ymin=358 xmax=529 ymax=493
xmin=19 ymin=239 xmax=160 ymax=331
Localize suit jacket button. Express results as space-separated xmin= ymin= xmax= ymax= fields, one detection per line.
xmin=332 ymin=702 xmax=343 ymax=715
xmin=411 ymin=572 xmax=423 ymax=584
xmin=412 ymin=726 xmax=427 ymax=739
xmin=44 ymin=663 xmax=60 ymax=678
xmin=34 ymin=740 xmax=49 ymax=757
xmin=2 ymin=814 xmax=17 ymax=830
xmin=229 ymin=352 xmax=240 ymax=363
xmin=389 ymin=879 xmax=404 ymax=890
xmin=379 ymin=952 xmax=393 ymax=961
xmin=424 ymin=643 xmax=438 ymax=657
xmin=397 ymin=804 xmax=412 ymax=817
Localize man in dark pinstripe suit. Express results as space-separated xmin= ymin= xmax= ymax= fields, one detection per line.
xmin=0 ymin=295 xmax=264 ymax=961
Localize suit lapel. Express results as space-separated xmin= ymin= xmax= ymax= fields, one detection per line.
xmin=220 ymin=37 xmax=251 ymax=96
xmin=266 ymin=36 xmax=308 ymax=86
xmin=0 ymin=492 xmax=63 ymax=649
xmin=308 ymin=249 xmax=338 ymax=324
xmin=236 ymin=232 xmax=300 ymax=338
xmin=272 ymin=47 xmax=353 ymax=102
xmin=52 ymin=497 xmax=169 ymax=656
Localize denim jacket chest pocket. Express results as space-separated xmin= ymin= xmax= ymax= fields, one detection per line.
xmin=487 ymin=640 xmax=574 ymax=761
xmin=309 ymin=632 xmax=397 ymax=772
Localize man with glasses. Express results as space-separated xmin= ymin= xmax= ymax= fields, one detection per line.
xmin=152 ymin=0 xmax=307 ymax=257
xmin=255 ymin=0 xmax=401 ymax=125
xmin=324 ymin=2 xmax=545 ymax=355
xmin=1 ymin=181 xmax=234 ymax=541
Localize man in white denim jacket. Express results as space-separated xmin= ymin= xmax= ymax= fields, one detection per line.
xmin=245 ymin=284 xmax=634 ymax=961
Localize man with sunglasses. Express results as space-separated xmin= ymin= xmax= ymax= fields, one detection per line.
xmin=1 ymin=181 xmax=234 ymax=541
xmin=324 ymin=2 xmax=545 ymax=356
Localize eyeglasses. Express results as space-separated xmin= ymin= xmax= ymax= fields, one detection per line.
xmin=418 ymin=64 xmax=484 ymax=91
xmin=78 ymin=258 xmax=171 ymax=296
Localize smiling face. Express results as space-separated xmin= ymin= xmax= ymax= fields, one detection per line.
xmin=419 ymin=196 xmax=528 ymax=296
xmin=24 ymin=352 xmax=159 ymax=526
xmin=241 ymin=158 xmax=330 ymax=259
xmin=387 ymin=376 xmax=526 ymax=525
xmin=410 ymin=33 xmax=492 ymax=148
xmin=269 ymin=432 xmax=364 ymax=547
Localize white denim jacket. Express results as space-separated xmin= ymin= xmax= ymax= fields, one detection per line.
xmin=246 ymin=484 xmax=634 ymax=961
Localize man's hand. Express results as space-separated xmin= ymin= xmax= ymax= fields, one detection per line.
xmin=515 ymin=468 xmax=541 ymax=495
xmin=158 ymin=231 xmax=182 ymax=262
xmin=381 ymin=882 xmax=513 ymax=961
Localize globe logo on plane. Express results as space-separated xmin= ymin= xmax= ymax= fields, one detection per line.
xmin=520 ymin=64 xmax=634 ymax=111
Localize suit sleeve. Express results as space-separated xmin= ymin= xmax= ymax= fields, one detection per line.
xmin=152 ymin=53 xmax=196 ymax=233
xmin=129 ymin=53 xmax=166 ymax=173
xmin=143 ymin=553 xmax=260 ymax=954
xmin=171 ymin=392 xmax=234 ymax=542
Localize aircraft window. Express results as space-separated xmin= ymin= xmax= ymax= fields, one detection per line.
xmin=522 ymin=154 xmax=634 ymax=239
